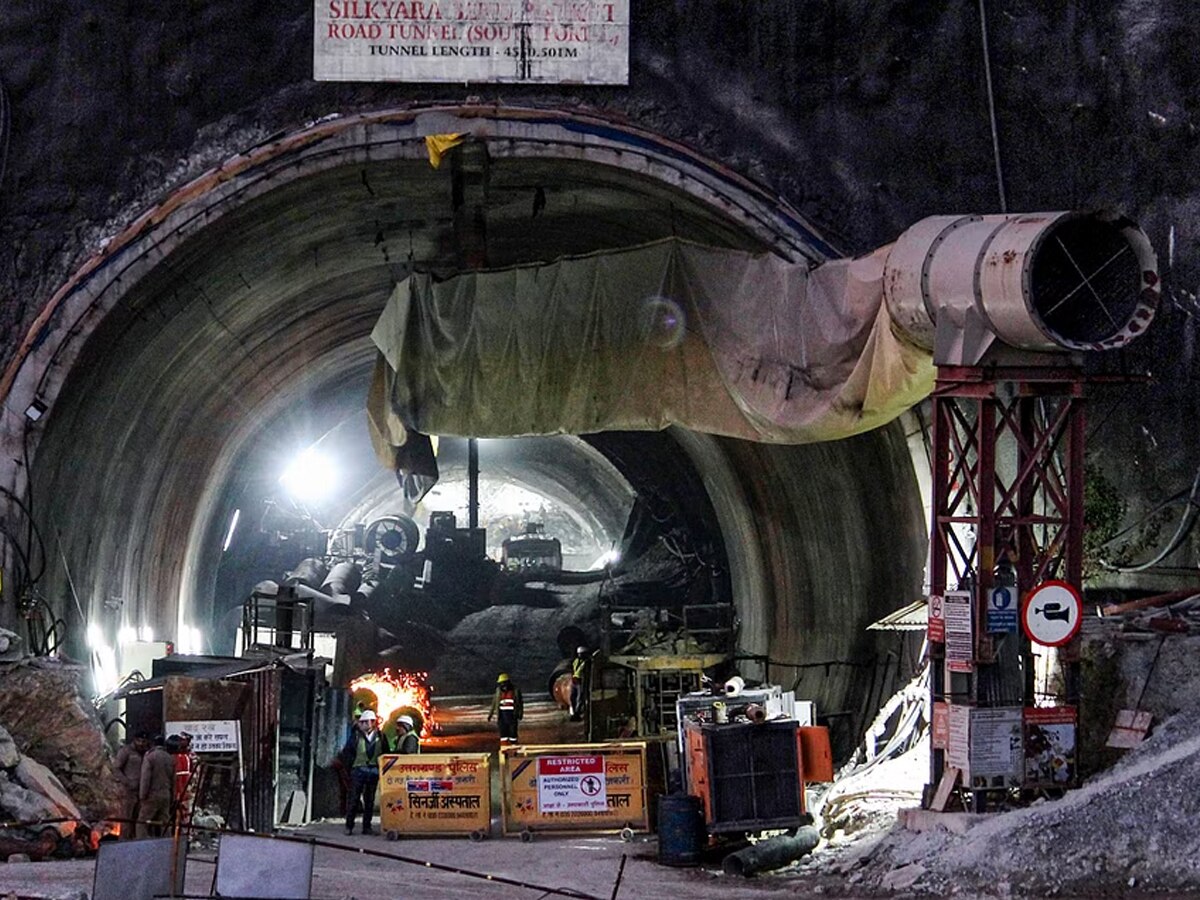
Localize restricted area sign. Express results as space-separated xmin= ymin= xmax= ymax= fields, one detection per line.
xmin=501 ymin=743 xmax=648 ymax=835
xmin=1021 ymin=581 xmax=1082 ymax=646
xmin=536 ymin=755 xmax=607 ymax=813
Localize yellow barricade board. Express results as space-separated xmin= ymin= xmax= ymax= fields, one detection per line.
xmin=501 ymin=743 xmax=649 ymax=835
xmin=378 ymin=753 xmax=491 ymax=836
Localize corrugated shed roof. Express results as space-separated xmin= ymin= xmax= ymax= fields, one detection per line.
xmin=867 ymin=598 xmax=928 ymax=631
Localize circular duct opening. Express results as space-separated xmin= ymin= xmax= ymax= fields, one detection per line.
xmin=1029 ymin=215 xmax=1157 ymax=348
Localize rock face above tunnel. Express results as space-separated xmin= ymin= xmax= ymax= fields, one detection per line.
xmin=0 ymin=659 xmax=121 ymax=820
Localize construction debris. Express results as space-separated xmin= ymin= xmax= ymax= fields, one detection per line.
xmin=777 ymin=618 xmax=1200 ymax=897
xmin=0 ymin=658 xmax=121 ymax=820
xmin=0 ymin=657 xmax=121 ymax=861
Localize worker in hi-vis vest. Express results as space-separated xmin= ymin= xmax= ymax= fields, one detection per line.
xmin=395 ymin=714 xmax=420 ymax=754
xmin=338 ymin=709 xmax=390 ymax=836
xmin=570 ymin=645 xmax=591 ymax=721
xmin=487 ymin=673 xmax=524 ymax=744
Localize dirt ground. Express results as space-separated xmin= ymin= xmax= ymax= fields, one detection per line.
xmin=0 ymin=821 xmax=873 ymax=900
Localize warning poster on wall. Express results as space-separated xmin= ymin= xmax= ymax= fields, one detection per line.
xmin=314 ymin=0 xmax=630 ymax=84
xmin=536 ymin=755 xmax=607 ymax=813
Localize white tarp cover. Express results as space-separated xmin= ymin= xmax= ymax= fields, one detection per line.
xmin=368 ymin=238 xmax=934 ymax=469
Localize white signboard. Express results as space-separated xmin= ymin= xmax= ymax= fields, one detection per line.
xmin=944 ymin=590 xmax=974 ymax=672
xmin=946 ymin=706 xmax=1023 ymax=787
xmin=947 ymin=703 xmax=970 ymax=773
xmin=968 ymin=708 xmax=1024 ymax=786
xmin=314 ymin=0 xmax=629 ymax=84
xmin=1021 ymin=580 xmax=1082 ymax=647
xmin=164 ymin=720 xmax=241 ymax=754
xmin=535 ymin=754 xmax=606 ymax=813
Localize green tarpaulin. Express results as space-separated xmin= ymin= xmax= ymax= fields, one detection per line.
xmin=368 ymin=238 xmax=934 ymax=473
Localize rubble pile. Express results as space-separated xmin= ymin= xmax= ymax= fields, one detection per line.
xmin=821 ymin=624 xmax=1200 ymax=897
xmin=838 ymin=696 xmax=1200 ymax=896
xmin=0 ymin=657 xmax=121 ymax=862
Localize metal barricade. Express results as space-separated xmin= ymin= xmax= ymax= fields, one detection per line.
xmin=500 ymin=742 xmax=649 ymax=839
xmin=378 ymin=753 xmax=491 ymax=839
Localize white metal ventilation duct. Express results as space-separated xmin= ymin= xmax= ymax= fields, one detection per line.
xmin=883 ymin=211 xmax=1159 ymax=364
xmin=367 ymin=211 xmax=1158 ymax=467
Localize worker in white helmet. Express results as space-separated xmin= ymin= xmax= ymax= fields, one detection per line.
xmin=338 ymin=709 xmax=390 ymax=836
xmin=395 ymin=714 xmax=420 ymax=754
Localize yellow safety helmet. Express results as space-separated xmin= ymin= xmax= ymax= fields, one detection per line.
xmin=497 ymin=673 xmax=510 ymax=684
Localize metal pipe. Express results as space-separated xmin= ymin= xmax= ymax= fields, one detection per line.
xmin=321 ymin=561 xmax=362 ymax=597
xmin=883 ymin=211 xmax=1158 ymax=358
xmin=721 ymin=827 xmax=820 ymax=876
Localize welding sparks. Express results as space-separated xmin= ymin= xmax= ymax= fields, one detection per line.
xmin=350 ymin=669 xmax=435 ymax=737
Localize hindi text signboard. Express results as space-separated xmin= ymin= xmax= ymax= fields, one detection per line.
xmin=314 ymin=0 xmax=630 ymax=84
xmin=986 ymin=586 xmax=1019 ymax=634
xmin=967 ymin=707 xmax=1024 ymax=788
xmin=1024 ymin=707 xmax=1077 ymax=787
xmin=164 ymin=720 xmax=240 ymax=754
xmin=378 ymin=753 xmax=491 ymax=836
xmin=928 ymin=594 xmax=945 ymax=643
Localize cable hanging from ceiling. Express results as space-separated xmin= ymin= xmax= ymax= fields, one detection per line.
xmin=978 ymin=0 xmax=1008 ymax=213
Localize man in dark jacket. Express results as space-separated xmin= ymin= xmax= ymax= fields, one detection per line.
xmin=339 ymin=709 xmax=389 ymax=836
xmin=138 ymin=736 xmax=176 ymax=838
xmin=113 ymin=731 xmax=150 ymax=839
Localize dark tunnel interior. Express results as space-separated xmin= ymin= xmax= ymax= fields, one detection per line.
xmin=22 ymin=143 xmax=929 ymax=753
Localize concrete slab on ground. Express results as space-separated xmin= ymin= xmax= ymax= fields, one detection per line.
xmin=897 ymin=806 xmax=985 ymax=835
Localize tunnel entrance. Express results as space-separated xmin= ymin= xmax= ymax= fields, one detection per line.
xmin=4 ymin=107 xmax=927 ymax=750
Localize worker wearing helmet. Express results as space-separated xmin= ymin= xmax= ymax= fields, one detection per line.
xmin=338 ymin=709 xmax=390 ymax=836
xmin=487 ymin=673 xmax=524 ymax=745
xmin=395 ymin=714 xmax=420 ymax=755
xmin=569 ymin=646 xmax=591 ymax=722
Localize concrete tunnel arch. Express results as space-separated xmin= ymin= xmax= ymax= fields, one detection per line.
xmin=2 ymin=106 xmax=928 ymax=727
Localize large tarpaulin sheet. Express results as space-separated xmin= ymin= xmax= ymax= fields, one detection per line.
xmin=368 ymin=238 xmax=933 ymax=470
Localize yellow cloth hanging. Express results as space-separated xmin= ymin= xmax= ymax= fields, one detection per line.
xmin=424 ymin=133 xmax=466 ymax=168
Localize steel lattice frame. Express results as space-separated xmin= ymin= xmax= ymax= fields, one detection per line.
xmin=930 ymin=368 xmax=1085 ymax=599
xmin=928 ymin=366 xmax=1085 ymax=805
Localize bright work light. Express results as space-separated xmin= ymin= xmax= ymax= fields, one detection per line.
xmin=280 ymin=448 xmax=338 ymax=503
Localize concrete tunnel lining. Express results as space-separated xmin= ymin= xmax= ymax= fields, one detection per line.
xmin=6 ymin=106 xmax=927 ymax=730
